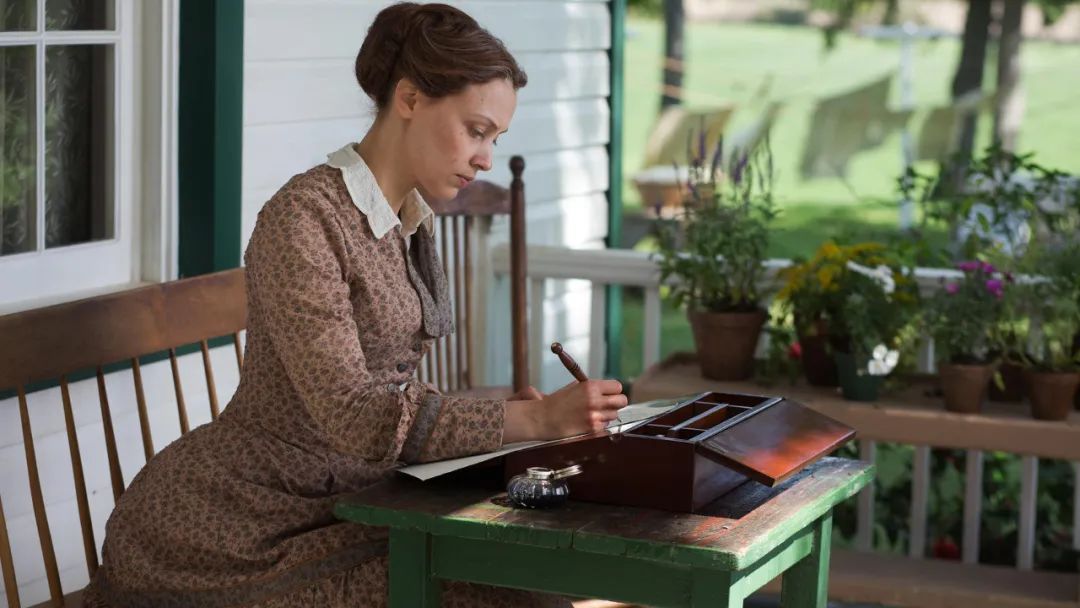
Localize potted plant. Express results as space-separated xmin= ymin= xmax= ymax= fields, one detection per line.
xmin=655 ymin=137 xmax=778 ymax=380
xmin=1017 ymin=244 xmax=1080 ymax=420
xmin=922 ymin=261 xmax=1010 ymax=413
xmin=777 ymin=241 xmax=898 ymax=387
xmin=826 ymin=256 xmax=919 ymax=401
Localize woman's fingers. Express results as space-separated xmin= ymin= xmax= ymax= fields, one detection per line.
xmin=592 ymin=379 xmax=623 ymax=395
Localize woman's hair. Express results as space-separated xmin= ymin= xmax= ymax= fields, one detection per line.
xmin=355 ymin=2 xmax=528 ymax=109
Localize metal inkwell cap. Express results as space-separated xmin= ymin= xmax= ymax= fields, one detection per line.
xmin=524 ymin=465 xmax=582 ymax=481
xmin=508 ymin=465 xmax=583 ymax=509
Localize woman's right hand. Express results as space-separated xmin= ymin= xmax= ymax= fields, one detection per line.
xmin=503 ymin=379 xmax=627 ymax=443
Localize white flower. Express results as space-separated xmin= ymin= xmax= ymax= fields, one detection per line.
xmin=866 ymin=344 xmax=899 ymax=376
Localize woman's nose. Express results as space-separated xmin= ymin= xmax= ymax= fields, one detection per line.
xmin=472 ymin=147 xmax=493 ymax=172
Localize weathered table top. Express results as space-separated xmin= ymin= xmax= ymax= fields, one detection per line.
xmin=335 ymin=457 xmax=872 ymax=571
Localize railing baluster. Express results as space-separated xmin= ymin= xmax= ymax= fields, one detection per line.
xmin=17 ymin=386 xmax=63 ymax=603
xmin=589 ymin=283 xmax=606 ymax=378
xmin=96 ymin=367 xmax=125 ymax=501
xmin=0 ymin=496 xmax=19 ymax=608
xmin=200 ymin=340 xmax=220 ymax=420
xmin=856 ymin=439 xmax=877 ymax=552
xmin=60 ymin=376 xmax=98 ymax=577
xmin=131 ymin=358 xmax=154 ymax=461
xmin=642 ymin=286 xmax=661 ymax=372
xmin=1018 ymin=455 xmax=1038 ymax=570
xmin=917 ymin=336 xmax=936 ymax=374
xmin=1073 ymin=462 xmax=1080 ymax=552
xmin=962 ymin=449 xmax=984 ymax=564
xmin=453 ymin=216 xmax=465 ymax=391
xmin=170 ymin=347 xmax=190 ymax=435
xmin=909 ymin=445 xmax=931 ymax=558
xmin=529 ymin=278 xmax=545 ymax=389
xmin=233 ymin=332 xmax=244 ymax=369
xmin=463 ymin=216 xmax=473 ymax=389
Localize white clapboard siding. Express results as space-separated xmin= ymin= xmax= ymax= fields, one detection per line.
xmin=245 ymin=0 xmax=609 ymax=61
xmin=241 ymin=0 xmax=614 ymax=391
xmin=244 ymin=51 xmax=610 ymax=126
xmin=241 ymin=98 xmax=609 ymax=195
xmin=0 ymin=346 xmax=241 ymax=607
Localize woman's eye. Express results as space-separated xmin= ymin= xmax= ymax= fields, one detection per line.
xmin=471 ymin=129 xmax=485 ymax=139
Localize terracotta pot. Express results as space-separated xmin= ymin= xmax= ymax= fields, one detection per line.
xmin=1024 ymin=370 xmax=1079 ymax=421
xmin=988 ymin=360 xmax=1024 ymax=403
xmin=687 ymin=309 xmax=767 ymax=381
xmin=797 ymin=319 xmax=838 ymax=387
xmin=938 ymin=363 xmax=995 ymax=414
xmin=833 ymin=351 xmax=883 ymax=402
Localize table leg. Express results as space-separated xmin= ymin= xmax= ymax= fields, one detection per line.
xmin=389 ymin=528 xmax=441 ymax=608
xmin=779 ymin=511 xmax=833 ymax=608
xmin=690 ymin=569 xmax=740 ymax=608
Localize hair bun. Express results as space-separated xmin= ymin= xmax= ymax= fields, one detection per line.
xmin=355 ymin=2 xmax=421 ymax=105
xmin=355 ymin=3 xmax=527 ymax=110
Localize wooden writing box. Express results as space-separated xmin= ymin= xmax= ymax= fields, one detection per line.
xmin=502 ymin=391 xmax=855 ymax=513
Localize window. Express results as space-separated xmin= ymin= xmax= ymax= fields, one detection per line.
xmin=0 ymin=0 xmax=172 ymax=311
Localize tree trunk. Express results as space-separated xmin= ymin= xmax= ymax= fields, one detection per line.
xmin=995 ymin=0 xmax=1025 ymax=151
xmin=661 ymin=0 xmax=684 ymax=109
xmin=950 ymin=0 xmax=993 ymax=162
xmin=883 ymin=0 xmax=900 ymax=25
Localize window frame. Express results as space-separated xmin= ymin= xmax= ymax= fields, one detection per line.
xmin=0 ymin=0 xmax=181 ymax=313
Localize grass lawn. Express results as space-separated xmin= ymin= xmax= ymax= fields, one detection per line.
xmin=616 ymin=18 xmax=1080 ymax=381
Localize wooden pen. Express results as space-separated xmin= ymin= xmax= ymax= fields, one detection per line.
xmin=550 ymin=342 xmax=588 ymax=382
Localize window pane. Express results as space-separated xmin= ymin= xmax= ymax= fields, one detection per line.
xmin=0 ymin=0 xmax=36 ymax=31
xmin=46 ymin=0 xmax=112 ymax=30
xmin=0 ymin=46 xmax=36 ymax=256
xmin=46 ymin=44 xmax=112 ymax=248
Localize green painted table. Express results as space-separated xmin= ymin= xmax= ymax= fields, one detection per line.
xmin=335 ymin=457 xmax=872 ymax=608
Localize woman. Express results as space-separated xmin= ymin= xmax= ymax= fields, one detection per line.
xmin=83 ymin=4 xmax=627 ymax=607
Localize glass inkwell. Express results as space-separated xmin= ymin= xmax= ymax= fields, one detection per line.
xmin=506 ymin=464 xmax=583 ymax=509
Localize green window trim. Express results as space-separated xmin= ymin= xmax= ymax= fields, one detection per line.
xmin=178 ymin=0 xmax=244 ymax=277
xmin=605 ymin=0 xmax=626 ymax=380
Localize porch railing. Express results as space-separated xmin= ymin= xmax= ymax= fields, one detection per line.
xmin=492 ymin=242 xmax=1080 ymax=606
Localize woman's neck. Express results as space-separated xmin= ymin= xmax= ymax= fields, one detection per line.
xmin=356 ymin=119 xmax=413 ymax=214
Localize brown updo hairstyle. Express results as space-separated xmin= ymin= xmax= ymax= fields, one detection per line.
xmin=356 ymin=2 xmax=528 ymax=110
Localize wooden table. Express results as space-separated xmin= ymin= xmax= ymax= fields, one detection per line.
xmin=335 ymin=458 xmax=872 ymax=608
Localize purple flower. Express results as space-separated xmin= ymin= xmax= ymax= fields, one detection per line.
xmin=980 ymin=261 xmax=996 ymax=274
xmin=956 ymin=261 xmax=980 ymax=273
xmin=985 ymin=279 xmax=1004 ymax=298
xmin=945 ymin=283 xmax=960 ymax=295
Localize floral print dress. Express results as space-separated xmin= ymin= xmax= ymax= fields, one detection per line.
xmin=82 ymin=145 xmax=569 ymax=608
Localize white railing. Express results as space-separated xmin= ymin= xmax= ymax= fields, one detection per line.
xmin=492 ymin=242 xmax=1080 ymax=598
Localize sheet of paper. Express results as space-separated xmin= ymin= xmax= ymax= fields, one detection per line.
xmin=397 ymin=396 xmax=688 ymax=481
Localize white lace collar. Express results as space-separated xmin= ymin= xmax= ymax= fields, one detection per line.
xmin=326 ymin=143 xmax=434 ymax=240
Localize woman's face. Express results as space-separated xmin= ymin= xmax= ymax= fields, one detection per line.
xmin=401 ymin=78 xmax=517 ymax=201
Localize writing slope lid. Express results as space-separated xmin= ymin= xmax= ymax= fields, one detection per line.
xmin=696 ymin=397 xmax=855 ymax=487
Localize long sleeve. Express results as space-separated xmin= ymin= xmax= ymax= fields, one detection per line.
xmin=244 ymin=189 xmax=504 ymax=463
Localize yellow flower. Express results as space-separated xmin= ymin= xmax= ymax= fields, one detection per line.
xmin=817 ymin=266 xmax=837 ymax=289
xmin=820 ymin=241 xmax=841 ymax=259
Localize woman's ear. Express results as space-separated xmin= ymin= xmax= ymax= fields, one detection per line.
xmin=392 ymin=78 xmax=421 ymax=119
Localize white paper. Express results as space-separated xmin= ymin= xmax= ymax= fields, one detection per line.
xmin=397 ymin=397 xmax=686 ymax=481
